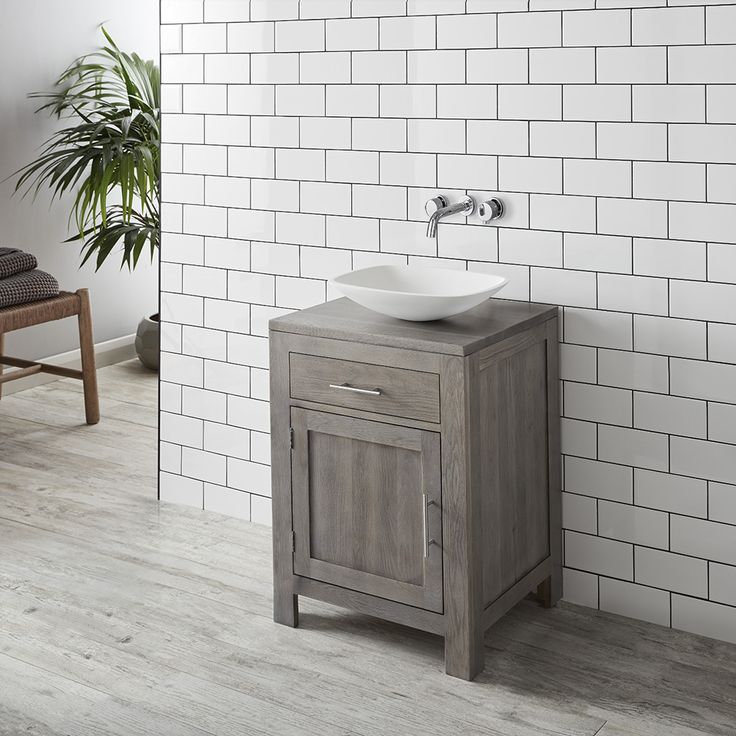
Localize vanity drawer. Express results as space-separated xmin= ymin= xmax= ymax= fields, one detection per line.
xmin=289 ymin=353 xmax=440 ymax=424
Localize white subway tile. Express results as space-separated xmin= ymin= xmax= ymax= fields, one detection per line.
xmin=707 ymin=86 xmax=736 ymax=125
xmin=529 ymin=48 xmax=595 ymax=84
xmin=437 ymin=155 xmax=496 ymax=191
xmin=531 ymin=267 xmax=597 ymax=308
xmin=671 ymin=514 xmax=736 ymax=566
xmin=182 ymin=324 xmax=228 ymax=359
xmin=467 ymin=49 xmax=528 ymax=84
xmin=563 ymin=9 xmax=630 ymax=46
xmin=204 ymin=485 xmax=250 ymax=521
xmin=353 ymin=118 xmax=406 ymax=152
xmin=563 ymin=568 xmax=599 ymax=609
xmin=275 ymin=275 xmax=326 ymax=309
xmin=563 ymin=85 xmax=631 ymax=122
xmin=353 ymin=51 xmax=407 ymax=83
xmin=251 ymin=117 xmax=299 ymax=148
xmin=565 ymin=456 xmax=633 ymax=503
xmin=327 ymin=85 xmax=379 ymax=117
xmin=565 ymin=382 xmax=632 ymax=426
xmin=709 ymin=402 xmax=736 ymax=445
xmin=300 ymin=117 xmax=351 ymax=150
xmin=276 ymin=148 xmax=325 ymax=182
xmin=707 ymin=4 xmax=736 ymax=44
xmin=161 ymin=411 xmax=203 ymax=448
xmin=633 ymin=7 xmax=704 ymax=46
xmin=250 ymin=0 xmax=298 ymax=21
xmin=228 ymin=459 xmax=271 ymax=496
xmin=710 ymin=323 xmax=736 ymax=364
xmin=352 ymin=184 xmax=406 ymax=220
xmin=227 ymin=333 xmax=270 ymax=369
xmin=498 ymin=157 xmax=561 ymax=195
xmin=564 ymin=234 xmax=632 ymax=274
xmin=562 ymin=418 xmax=597 ymax=460
xmin=204 ymin=299 xmax=250 ymax=334
xmin=670 ymin=124 xmax=736 ymax=164
xmin=228 ymin=271 xmax=274 ymax=306
xmin=301 ymin=51 xmax=351 ymax=83
xmin=468 ymin=121 xmax=529 ymax=156
xmin=160 ymin=473 xmax=203 ymax=509
xmin=380 ymin=220 xmax=436 ymax=257
xmin=530 ymin=122 xmax=596 ymax=158
xmin=635 ymin=392 xmax=706 ymax=438
xmin=183 ymin=23 xmax=226 ymax=52
xmin=162 ymin=0 xmax=202 ymax=23
xmin=380 ymin=16 xmax=435 ymax=50
xmin=530 ymin=195 xmax=597 ymax=234
xmin=499 ymin=85 xmax=562 ymax=121
xmin=565 ymin=308 xmax=633 ymax=350
xmin=671 ymin=358 xmax=736 ymax=405
xmin=228 ymin=22 xmax=275 ymax=52
xmin=671 ymin=437 xmax=736 ymax=487
xmin=382 ymin=85 xmax=436 ymax=118
xmin=635 ymin=468 xmax=708 ymax=518
xmin=250 ymin=495 xmax=272 ymax=525
xmin=327 ymin=216 xmax=380 ymax=251
xmin=182 ymin=386 xmax=227 ymax=423
xmin=439 ymin=224 xmax=498 ymax=262
xmin=204 ymin=176 xmax=250 ymax=209
xmin=275 ymin=20 xmax=324 ymax=52
xmin=300 ymin=0 xmax=350 ymax=19
xmin=597 ymin=123 xmax=667 ymax=161
xmin=183 ymin=204 xmax=227 ymax=237
xmin=160 ymin=352 xmax=203 ymax=388
xmin=709 ymin=243 xmax=736 ymax=284
xmin=599 ymin=578 xmax=670 ymax=627
xmin=634 ymin=239 xmax=706 ymax=280
xmin=162 ymin=173 xmax=204 ymax=205
xmin=597 ymin=198 xmax=668 ymax=239
xmin=564 ymin=160 xmax=631 ymax=198
xmin=710 ymin=482 xmax=736 ymax=526
xmin=563 ymin=492 xmax=598 ymax=534
xmin=300 ymin=246 xmax=352 ymax=281
xmin=353 ymin=0 xmax=406 ymax=16
xmin=438 ymin=13 xmax=496 ymax=49
xmin=182 ymin=447 xmax=227 ymax=485
xmin=498 ymin=11 xmax=561 ymax=48
xmin=671 ymin=280 xmax=736 ymax=323
xmin=710 ymin=564 xmax=736 ymax=608
xmin=276 ymin=85 xmax=325 ymax=116
xmin=560 ymin=344 xmax=597 ymax=383
xmin=251 ymin=241 xmax=299 ymax=275
xmin=598 ymin=348 xmax=669 ymax=393
xmin=407 ymin=0 xmax=464 ymax=13
xmin=162 ymin=84 xmax=182 ymax=114
xmin=251 ymin=179 xmax=299 ymax=213
xmin=205 ymin=53 xmax=250 ymax=83
xmin=633 ymin=162 xmax=705 ymax=202
xmin=228 ymin=209 xmax=275 ymax=242
xmin=380 ymin=152 xmax=437 ymax=186
xmin=633 ymin=85 xmax=705 ymax=124
xmin=162 ymin=54 xmax=204 ymax=83
xmin=671 ymin=202 xmax=736 ymax=245
xmin=163 ymin=114 xmax=204 ymax=144
xmin=633 ymin=315 xmax=706 ymax=359
xmin=228 ymin=85 xmax=275 ymax=115
xmin=599 ymin=425 xmax=669 ymax=472
xmin=253 ymin=54 xmax=300 ymax=84
xmin=160 ymin=442 xmax=181 ymax=474
xmin=565 ymin=531 xmax=633 ymax=580
xmin=204 ymin=360 xmax=250 ymax=397
xmin=408 ymin=50 xmax=465 ymax=84
xmin=597 ymin=47 xmax=667 ymax=84
xmin=499 ymin=228 xmax=562 ymax=267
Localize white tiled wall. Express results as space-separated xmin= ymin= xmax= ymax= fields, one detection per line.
xmin=160 ymin=0 xmax=736 ymax=644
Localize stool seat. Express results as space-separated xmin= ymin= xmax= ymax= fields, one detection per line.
xmin=0 ymin=288 xmax=100 ymax=424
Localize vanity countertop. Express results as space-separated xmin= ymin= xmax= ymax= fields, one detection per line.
xmin=270 ymin=297 xmax=557 ymax=357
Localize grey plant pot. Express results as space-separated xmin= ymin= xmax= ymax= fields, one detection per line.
xmin=135 ymin=314 xmax=160 ymax=371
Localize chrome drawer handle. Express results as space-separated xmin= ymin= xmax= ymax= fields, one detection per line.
xmin=423 ymin=493 xmax=437 ymax=559
xmin=329 ymin=382 xmax=382 ymax=396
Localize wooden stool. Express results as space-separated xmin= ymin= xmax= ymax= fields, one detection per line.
xmin=0 ymin=288 xmax=100 ymax=425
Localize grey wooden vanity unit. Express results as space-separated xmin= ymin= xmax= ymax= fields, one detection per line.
xmin=269 ymin=297 xmax=561 ymax=680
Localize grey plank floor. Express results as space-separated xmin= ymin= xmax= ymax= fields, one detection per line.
xmin=0 ymin=360 xmax=734 ymax=736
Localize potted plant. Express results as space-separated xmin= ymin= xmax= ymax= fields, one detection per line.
xmin=14 ymin=28 xmax=160 ymax=369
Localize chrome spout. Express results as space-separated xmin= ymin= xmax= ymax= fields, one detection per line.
xmin=425 ymin=195 xmax=475 ymax=238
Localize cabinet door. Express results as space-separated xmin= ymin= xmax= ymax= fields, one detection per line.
xmin=291 ymin=408 xmax=443 ymax=612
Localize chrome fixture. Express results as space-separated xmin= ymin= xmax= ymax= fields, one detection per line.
xmin=478 ymin=198 xmax=504 ymax=223
xmin=425 ymin=195 xmax=504 ymax=238
xmin=425 ymin=195 xmax=475 ymax=238
xmin=329 ymin=382 xmax=382 ymax=396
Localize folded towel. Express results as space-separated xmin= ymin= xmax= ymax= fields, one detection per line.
xmin=0 ymin=269 xmax=59 ymax=309
xmin=0 ymin=247 xmax=38 ymax=279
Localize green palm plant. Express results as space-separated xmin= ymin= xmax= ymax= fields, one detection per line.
xmin=14 ymin=28 xmax=160 ymax=271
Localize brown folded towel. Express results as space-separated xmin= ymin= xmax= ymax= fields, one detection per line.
xmin=0 ymin=247 xmax=38 ymax=279
xmin=0 ymin=269 xmax=59 ymax=309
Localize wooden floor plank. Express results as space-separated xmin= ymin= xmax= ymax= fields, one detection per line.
xmin=1 ymin=361 xmax=735 ymax=736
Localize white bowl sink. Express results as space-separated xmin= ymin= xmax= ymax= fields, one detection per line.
xmin=330 ymin=265 xmax=508 ymax=322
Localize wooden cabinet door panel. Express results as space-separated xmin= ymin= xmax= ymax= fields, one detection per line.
xmin=291 ymin=408 xmax=443 ymax=612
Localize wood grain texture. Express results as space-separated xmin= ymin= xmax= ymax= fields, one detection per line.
xmin=290 ymin=352 xmax=440 ymax=423
xmin=477 ymin=325 xmax=550 ymax=605
xmin=2 ymin=360 xmax=736 ymax=735
xmin=291 ymin=408 xmax=443 ymax=612
xmin=271 ymin=297 xmax=558 ymax=356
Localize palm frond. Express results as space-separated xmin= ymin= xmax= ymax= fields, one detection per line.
xmin=13 ymin=27 xmax=159 ymax=271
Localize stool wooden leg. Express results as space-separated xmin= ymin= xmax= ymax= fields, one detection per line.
xmin=76 ymin=289 xmax=100 ymax=425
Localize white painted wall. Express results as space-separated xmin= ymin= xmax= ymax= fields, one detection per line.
xmin=0 ymin=0 xmax=159 ymax=359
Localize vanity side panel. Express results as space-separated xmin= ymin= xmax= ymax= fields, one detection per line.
xmin=270 ymin=330 xmax=298 ymax=626
xmin=477 ymin=323 xmax=552 ymax=607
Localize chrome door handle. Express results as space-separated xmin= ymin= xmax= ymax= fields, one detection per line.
xmin=423 ymin=493 xmax=437 ymax=559
xmin=329 ymin=382 xmax=382 ymax=396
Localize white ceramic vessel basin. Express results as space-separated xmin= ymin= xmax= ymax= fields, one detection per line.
xmin=330 ymin=265 xmax=508 ymax=322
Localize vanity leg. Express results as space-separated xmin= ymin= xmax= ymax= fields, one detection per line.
xmin=444 ymin=624 xmax=484 ymax=681
xmin=537 ymin=570 xmax=562 ymax=609
xmin=274 ymin=589 xmax=299 ymax=628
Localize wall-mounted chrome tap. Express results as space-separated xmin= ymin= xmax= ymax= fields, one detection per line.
xmin=425 ymin=195 xmax=504 ymax=238
xmin=425 ymin=195 xmax=475 ymax=238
